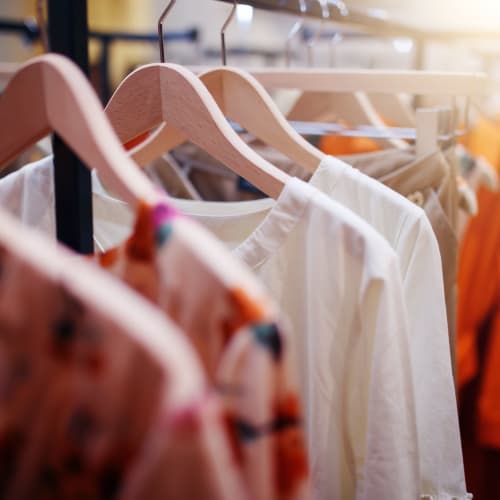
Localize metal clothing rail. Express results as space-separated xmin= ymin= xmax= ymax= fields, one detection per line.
xmin=214 ymin=0 xmax=426 ymax=39
xmin=231 ymin=120 xmax=462 ymax=141
xmin=93 ymin=27 xmax=199 ymax=101
xmin=0 ymin=18 xmax=199 ymax=45
xmin=214 ymin=0 xmax=500 ymax=44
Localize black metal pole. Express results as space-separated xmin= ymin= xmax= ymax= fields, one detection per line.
xmin=98 ymin=37 xmax=112 ymax=103
xmin=48 ymin=0 xmax=94 ymax=254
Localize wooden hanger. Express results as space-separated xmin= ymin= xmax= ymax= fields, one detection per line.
xmin=0 ymin=54 xmax=160 ymax=207
xmin=129 ymin=66 xmax=325 ymax=173
xmin=106 ymin=0 xmax=288 ymax=198
xmin=247 ymin=67 xmax=486 ymax=152
xmin=245 ymin=68 xmax=489 ymax=97
xmin=128 ymin=0 xmax=323 ymax=174
xmin=105 ymin=63 xmax=289 ymax=199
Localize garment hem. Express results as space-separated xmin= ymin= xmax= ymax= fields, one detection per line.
xmin=420 ymin=492 xmax=473 ymax=500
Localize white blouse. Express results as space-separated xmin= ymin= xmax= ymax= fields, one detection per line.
xmin=310 ymin=156 xmax=467 ymax=500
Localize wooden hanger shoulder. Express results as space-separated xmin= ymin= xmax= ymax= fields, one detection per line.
xmin=0 ymin=54 xmax=160 ymax=207
xmin=129 ymin=66 xmax=324 ymax=172
xmin=106 ymin=63 xmax=288 ymax=199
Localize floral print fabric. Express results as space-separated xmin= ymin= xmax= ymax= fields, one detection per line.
xmin=97 ymin=201 xmax=311 ymax=500
xmin=0 ymin=209 xmax=245 ymax=500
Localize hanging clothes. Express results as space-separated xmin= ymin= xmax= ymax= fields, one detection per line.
xmin=0 ymin=157 xmax=420 ymax=500
xmin=158 ymin=144 xmax=466 ymax=499
xmin=0 ymin=156 xmax=312 ymax=500
xmin=0 ymin=207 xmax=246 ymax=500
xmin=159 ymin=177 xmax=421 ymax=500
xmin=97 ymin=200 xmax=312 ymax=500
xmin=163 ymin=143 xmax=461 ymax=357
xmin=458 ymin=186 xmax=500 ymax=439
xmin=310 ymin=155 xmax=465 ymax=500
xmin=456 ymin=186 xmax=500 ymax=500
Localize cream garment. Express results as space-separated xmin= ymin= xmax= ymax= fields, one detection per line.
xmin=0 ymin=157 xmax=420 ymax=500
xmin=155 ymin=148 xmax=468 ymax=498
xmin=311 ymin=156 xmax=468 ymax=500
xmin=161 ymin=177 xmax=420 ymax=500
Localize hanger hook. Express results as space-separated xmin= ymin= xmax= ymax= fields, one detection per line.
xmin=285 ymin=0 xmax=307 ymax=68
xmin=35 ymin=0 xmax=49 ymax=52
xmin=221 ymin=0 xmax=237 ymax=66
xmin=307 ymin=0 xmax=330 ymax=67
xmin=158 ymin=0 xmax=177 ymax=63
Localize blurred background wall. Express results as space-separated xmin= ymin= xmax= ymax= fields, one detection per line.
xmin=1 ymin=0 xmax=500 ymax=101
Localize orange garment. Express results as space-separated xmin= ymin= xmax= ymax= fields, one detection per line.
xmin=317 ymin=116 xmax=394 ymax=156
xmin=458 ymin=186 xmax=500 ymax=447
xmin=461 ymin=118 xmax=500 ymax=171
xmin=318 ymin=134 xmax=381 ymax=155
xmin=123 ymin=130 xmax=151 ymax=150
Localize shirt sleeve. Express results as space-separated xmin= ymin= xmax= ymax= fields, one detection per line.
xmin=400 ymin=215 xmax=467 ymax=498
xmin=355 ymin=252 xmax=420 ymax=500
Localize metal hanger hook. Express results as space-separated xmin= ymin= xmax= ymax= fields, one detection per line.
xmin=285 ymin=0 xmax=307 ymax=68
xmin=221 ymin=0 xmax=237 ymax=66
xmin=158 ymin=0 xmax=177 ymax=63
xmin=307 ymin=0 xmax=330 ymax=67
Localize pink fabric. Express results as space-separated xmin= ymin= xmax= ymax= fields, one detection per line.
xmin=96 ymin=200 xmax=312 ymax=500
xmin=0 ymin=208 xmax=245 ymax=500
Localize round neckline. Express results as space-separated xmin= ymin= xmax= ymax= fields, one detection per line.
xmin=171 ymin=177 xmax=314 ymax=270
xmin=92 ymin=170 xmax=315 ymax=270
